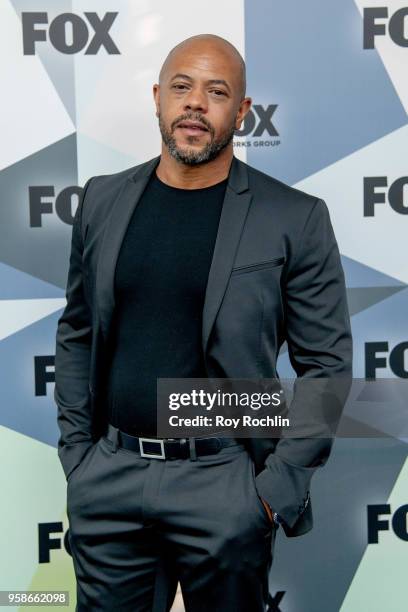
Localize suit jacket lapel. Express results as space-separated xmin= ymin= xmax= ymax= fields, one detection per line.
xmin=96 ymin=155 xmax=161 ymax=340
xmin=95 ymin=153 xmax=252 ymax=362
xmin=201 ymin=156 xmax=252 ymax=359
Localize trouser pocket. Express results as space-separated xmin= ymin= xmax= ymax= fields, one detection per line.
xmin=249 ymin=455 xmax=275 ymax=532
xmin=67 ymin=438 xmax=103 ymax=514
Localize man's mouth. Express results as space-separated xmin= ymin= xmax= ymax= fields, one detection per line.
xmin=176 ymin=121 xmax=209 ymax=135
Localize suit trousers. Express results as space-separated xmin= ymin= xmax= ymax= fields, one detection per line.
xmin=66 ymin=423 xmax=277 ymax=611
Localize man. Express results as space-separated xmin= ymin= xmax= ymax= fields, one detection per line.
xmin=55 ymin=33 xmax=352 ymax=611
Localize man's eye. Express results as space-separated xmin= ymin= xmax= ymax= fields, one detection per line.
xmin=172 ymin=85 xmax=225 ymax=96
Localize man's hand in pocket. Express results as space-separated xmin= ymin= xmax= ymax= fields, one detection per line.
xmin=260 ymin=497 xmax=274 ymax=523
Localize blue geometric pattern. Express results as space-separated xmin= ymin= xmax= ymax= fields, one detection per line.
xmin=245 ymin=0 xmax=408 ymax=184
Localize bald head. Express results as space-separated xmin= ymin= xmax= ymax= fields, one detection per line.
xmin=159 ymin=34 xmax=246 ymax=101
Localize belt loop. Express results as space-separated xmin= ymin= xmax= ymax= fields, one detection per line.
xmin=189 ymin=438 xmax=197 ymax=461
xmin=110 ymin=425 xmax=119 ymax=453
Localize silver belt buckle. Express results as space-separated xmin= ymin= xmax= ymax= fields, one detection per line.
xmin=139 ymin=437 xmax=166 ymax=459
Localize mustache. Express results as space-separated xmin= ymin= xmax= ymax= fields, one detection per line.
xmin=171 ymin=115 xmax=213 ymax=134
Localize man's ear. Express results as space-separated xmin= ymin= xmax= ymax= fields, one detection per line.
xmin=153 ymin=83 xmax=160 ymax=117
xmin=235 ymin=97 xmax=252 ymax=130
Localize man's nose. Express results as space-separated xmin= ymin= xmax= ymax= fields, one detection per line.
xmin=183 ymin=88 xmax=208 ymax=113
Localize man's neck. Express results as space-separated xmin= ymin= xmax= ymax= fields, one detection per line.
xmin=155 ymin=147 xmax=233 ymax=190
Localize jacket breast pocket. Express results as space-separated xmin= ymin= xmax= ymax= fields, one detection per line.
xmin=230 ymin=256 xmax=285 ymax=276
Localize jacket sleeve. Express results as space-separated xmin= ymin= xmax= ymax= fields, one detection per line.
xmin=255 ymin=198 xmax=353 ymax=530
xmin=54 ymin=177 xmax=95 ymax=480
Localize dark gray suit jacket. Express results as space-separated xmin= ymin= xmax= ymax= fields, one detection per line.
xmin=54 ymin=154 xmax=352 ymax=538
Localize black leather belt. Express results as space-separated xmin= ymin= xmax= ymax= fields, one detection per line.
xmin=106 ymin=423 xmax=242 ymax=460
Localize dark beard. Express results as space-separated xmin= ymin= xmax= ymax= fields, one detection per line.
xmin=158 ymin=113 xmax=235 ymax=166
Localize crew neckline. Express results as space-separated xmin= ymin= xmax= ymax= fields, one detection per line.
xmin=153 ymin=170 xmax=229 ymax=193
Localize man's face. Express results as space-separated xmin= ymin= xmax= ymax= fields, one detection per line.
xmin=154 ymin=47 xmax=247 ymax=166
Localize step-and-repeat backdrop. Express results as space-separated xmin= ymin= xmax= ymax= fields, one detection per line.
xmin=1 ymin=1 xmax=407 ymax=611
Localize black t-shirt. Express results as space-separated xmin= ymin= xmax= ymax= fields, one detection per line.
xmin=106 ymin=169 xmax=228 ymax=437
